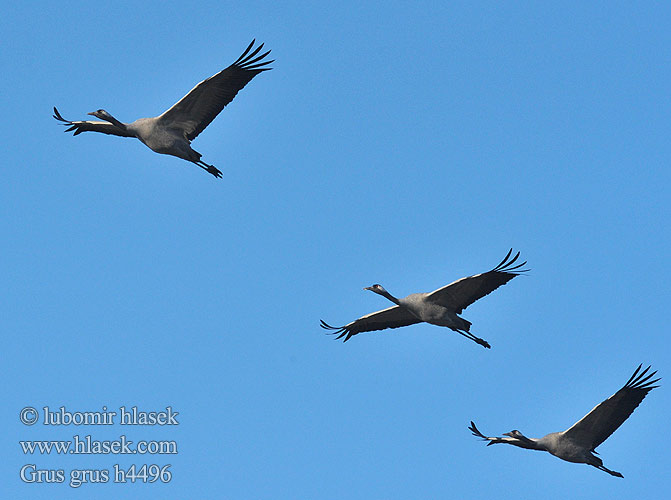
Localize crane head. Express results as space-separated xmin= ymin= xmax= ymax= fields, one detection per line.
xmin=364 ymin=284 xmax=386 ymax=294
xmin=503 ymin=429 xmax=536 ymax=447
xmin=88 ymin=109 xmax=113 ymax=121
xmin=503 ymin=430 xmax=523 ymax=438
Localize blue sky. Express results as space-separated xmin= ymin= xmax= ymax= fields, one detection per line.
xmin=2 ymin=1 xmax=670 ymax=498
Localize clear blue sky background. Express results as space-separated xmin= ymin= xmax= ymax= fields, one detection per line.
xmin=2 ymin=1 xmax=670 ymax=498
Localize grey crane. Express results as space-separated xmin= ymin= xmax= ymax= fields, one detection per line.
xmin=320 ymin=249 xmax=527 ymax=349
xmin=469 ymin=364 xmax=660 ymax=477
xmin=53 ymin=40 xmax=273 ymax=178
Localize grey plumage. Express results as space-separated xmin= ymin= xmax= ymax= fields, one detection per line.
xmin=469 ymin=364 xmax=660 ymax=477
xmin=53 ymin=40 xmax=273 ymax=178
xmin=321 ymin=249 xmax=527 ymax=349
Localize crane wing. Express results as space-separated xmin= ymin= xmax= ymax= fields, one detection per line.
xmin=320 ymin=306 xmax=421 ymax=342
xmin=158 ymin=40 xmax=273 ymax=141
xmin=468 ymin=421 xmax=513 ymax=446
xmin=53 ymin=107 xmax=134 ymax=138
xmin=563 ymin=365 xmax=660 ymax=451
xmin=425 ymin=249 xmax=528 ymax=314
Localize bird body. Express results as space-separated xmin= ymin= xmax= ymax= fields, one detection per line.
xmin=397 ymin=293 xmax=471 ymax=331
xmin=321 ymin=249 xmax=527 ymax=349
xmin=538 ymin=433 xmax=602 ymax=465
xmin=127 ymin=118 xmax=198 ymax=160
xmin=53 ymin=40 xmax=273 ymax=178
xmin=469 ymin=364 xmax=660 ymax=477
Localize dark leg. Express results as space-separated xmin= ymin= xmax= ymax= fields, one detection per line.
xmin=193 ymin=160 xmax=223 ymax=179
xmin=455 ymin=329 xmax=491 ymax=349
xmin=593 ymin=464 xmax=623 ymax=478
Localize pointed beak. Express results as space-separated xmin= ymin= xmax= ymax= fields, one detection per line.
xmin=503 ymin=432 xmax=514 ymax=437
xmin=87 ymin=112 xmax=96 ymax=116
xmin=363 ymin=286 xmax=373 ymax=291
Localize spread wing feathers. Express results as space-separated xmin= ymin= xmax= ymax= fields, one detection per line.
xmin=320 ymin=306 xmax=421 ymax=342
xmin=468 ymin=421 xmax=508 ymax=446
xmin=52 ymin=107 xmax=134 ymax=138
xmin=158 ymin=39 xmax=273 ymax=141
xmin=426 ymin=249 xmax=528 ymax=314
xmin=563 ymin=365 xmax=660 ymax=451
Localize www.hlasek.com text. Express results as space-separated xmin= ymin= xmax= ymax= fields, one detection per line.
xmin=20 ymin=434 xmax=177 ymax=455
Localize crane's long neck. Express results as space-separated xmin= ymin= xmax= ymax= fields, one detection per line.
xmin=378 ymin=289 xmax=400 ymax=305
xmin=509 ymin=435 xmax=544 ymax=451
xmin=103 ymin=113 xmax=128 ymax=131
